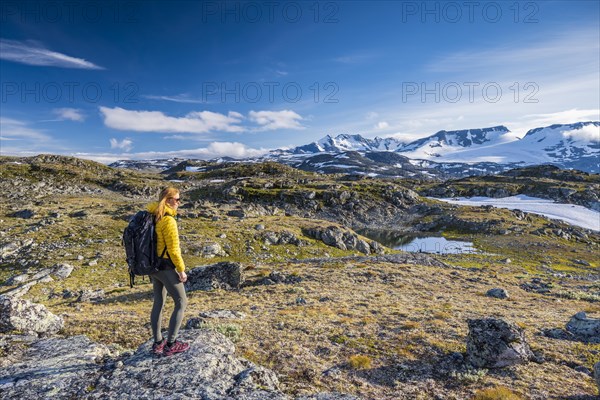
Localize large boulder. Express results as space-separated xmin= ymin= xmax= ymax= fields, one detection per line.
xmin=566 ymin=312 xmax=600 ymax=340
xmin=466 ymin=318 xmax=535 ymax=368
xmin=0 ymin=336 xmax=111 ymax=399
xmin=0 ymin=295 xmax=63 ymax=335
xmin=185 ymin=262 xmax=242 ymax=291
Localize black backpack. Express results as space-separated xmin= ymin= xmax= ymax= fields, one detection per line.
xmin=122 ymin=211 xmax=168 ymax=287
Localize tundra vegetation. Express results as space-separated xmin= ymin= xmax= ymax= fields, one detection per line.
xmin=0 ymin=155 xmax=599 ymax=399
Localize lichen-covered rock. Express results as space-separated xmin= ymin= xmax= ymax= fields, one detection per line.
xmin=1 ymin=330 xmax=321 ymax=400
xmin=0 ymin=335 xmax=111 ymax=399
xmin=0 ymin=295 xmax=63 ymax=335
xmin=77 ymin=289 xmax=105 ymax=303
xmin=566 ymin=312 xmax=600 ymax=340
xmin=486 ymin=288 xmax=509 ymax=299
xmin=466 ymin=318 xmax=534 ymax=368
xmin=304 ymin=226 xmax=374 ymax=254
xmin=4 ymin=274 xmax=29 ymax=286
xmin=201 ymin=242 xmax=228 ymax=258
xmin=185 ymin=262 xmax=242 ymax=291
xmin=200 ymin=309 xmax=247 ymax=320
xmin=90 ymin=329 xmax=286 ymax=399
xmin=51 ymin=263 xmax=74 ymax=279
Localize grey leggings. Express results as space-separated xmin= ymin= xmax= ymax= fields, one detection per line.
xmin=150 ymin=269 xmax=188 ymax=343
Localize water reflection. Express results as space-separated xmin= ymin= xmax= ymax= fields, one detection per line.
xmin=358 ymin=229 xmax=479 ymax=254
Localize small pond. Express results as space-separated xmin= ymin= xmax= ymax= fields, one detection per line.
xmin=357 ymin=229 xmax=479 ymax=254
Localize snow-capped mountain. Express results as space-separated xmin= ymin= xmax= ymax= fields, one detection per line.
xmin=414 ymin=122 xmax=599 ymax=172
xmin=109 ymin=122 xmax=599 ymax=177
xmin=109 ymin=158 xmax=187 ymax=172
xmin=289 ymin=134 xmax=404 ymax=154
xmin=399 ymin=126 xmax=514 ymax=159
xmin=277 ymin=122 xmax=599 ymax=173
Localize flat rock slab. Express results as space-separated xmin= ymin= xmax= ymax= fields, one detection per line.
xmin=0 ymin=335 xmax=111 ymax=399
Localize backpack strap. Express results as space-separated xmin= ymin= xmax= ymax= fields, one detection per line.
xmin=160 ymin=246 xmax=169 ymax=259
xmin=160 ymin=214 xmax=175 ymax=260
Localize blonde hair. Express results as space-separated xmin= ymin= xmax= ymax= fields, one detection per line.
xmin=154 ymin=187 xmax=179 ymax=223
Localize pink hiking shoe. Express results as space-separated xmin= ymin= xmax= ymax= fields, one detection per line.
xmin=163 ymin=340 xmax=190 ymax=356
xmin=152 ymin=339 xmax=166 ymax=356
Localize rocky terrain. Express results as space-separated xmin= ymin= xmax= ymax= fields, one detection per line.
xmin=1 ymin=154 xmax=599 ymax=399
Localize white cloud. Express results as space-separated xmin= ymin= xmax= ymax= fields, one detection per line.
xmin=248 ymin=110 xmax=304 ymax=130
xmin=0 ymin=117 xmax=52 ymax=141
xmin=74 ymin=142 xmax=269 ymax=163
xmin=366 ymin=112 xmax=379 ymax=120
xmin=198 ymin=142 xmax=267 ymax=158
xmin=427 ymin=29 xmax=599 ymax=76
xmin=110 ymin=138 xmax=133 ymax=151
xmin=333 ymin=52 xmax=377 ymax=64
xmin=562 ymin=125 xmax=600 ymax=143
xmin=520 ymin=109 xmax=600 ymax=127
xmin=53 ymin=108 xmax=85 ymax=122
xmin=142 ymin=94 xmax=206 ymax=104
xmin=375 ymin=121 xmax=389 ymax=130
xmin=100 ymin=107 xmax=307 ymax=134
xmin=0 ymin=39 xmax=104 ymax=69
xmin=99 ymin=107 xmax=245 ymax=133
xmin=0 ymin=117 xmax=70 ymax=155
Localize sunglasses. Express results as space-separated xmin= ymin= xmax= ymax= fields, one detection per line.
xmin=171 ymin=197 xmax=182 ymax=203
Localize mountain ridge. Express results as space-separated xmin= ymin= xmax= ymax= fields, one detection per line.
xmin=108 ymin=122 xmax=599 ymax=175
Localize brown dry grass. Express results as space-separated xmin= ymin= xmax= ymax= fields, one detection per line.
xmin=41 ymin=256 xmax=600 ymax=399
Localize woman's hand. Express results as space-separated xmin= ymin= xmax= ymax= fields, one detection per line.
xmin=177 ymin=271 xmax=187 ymax=283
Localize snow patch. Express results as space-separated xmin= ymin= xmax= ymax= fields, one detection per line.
xmin=435 ymin=195 xmax=600 ymax=232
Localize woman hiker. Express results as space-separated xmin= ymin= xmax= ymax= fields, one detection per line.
xmin=147 ymin=187 xmax=190 ymax=356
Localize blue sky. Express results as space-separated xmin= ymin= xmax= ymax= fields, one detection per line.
xmin=1 ymin=0 xmax=599 ymax=162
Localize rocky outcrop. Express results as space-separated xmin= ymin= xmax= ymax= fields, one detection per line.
xmin=2 ymin=263 xmax=76 ymax=297
xmin=466 ymin=318 xmax=535 ymax=368
xmin=0 ymin=295 xmax=63 ymax=336
xmin=0 ymin=328 xmax=358 ymax=399
xmin=566 ymin=312 xmax=600 ymax=340
xmin=90 ymin=329 xmax=284 ymax=399
xmin=303 ymin=226 xmax=382 ymax=255
xmin=243 ymin=271 xmax=303 ymax=287
xmin=0 ymin=330 xmax=279 ymax=399
xmin=260 ymin=230 xmax=307 ymax=247
xmin=185 ymin=262 xmax=243 ymax=291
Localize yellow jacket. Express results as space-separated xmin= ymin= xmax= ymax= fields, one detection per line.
xmin=147 ymin=202 xmax=185 ymax=272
